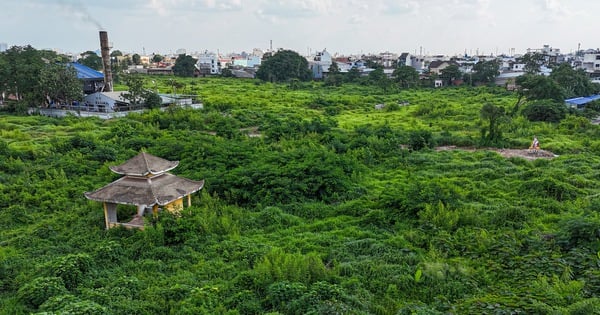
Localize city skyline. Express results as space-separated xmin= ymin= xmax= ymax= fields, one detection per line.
xmin=3 ymin=0 xmax=599 ymax=57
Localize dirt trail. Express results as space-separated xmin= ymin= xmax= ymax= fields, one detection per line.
xmin=435 ymin=146 xmax=558 ymax=160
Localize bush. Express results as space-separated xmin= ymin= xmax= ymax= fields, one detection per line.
xmin=521 ymin=100 xmax=567 ymax=123
xmin=51 ymin=253 xmax=93 ymax=290
xmin=568 ymin=298 xmax=600 ymax=315
xmin=17 ymin=277 xmax=68 ymax=308
xmin=408 ymin=130 xmax=434 ymax=151
xmin=556 ymin=216 xmax=600 ymax=250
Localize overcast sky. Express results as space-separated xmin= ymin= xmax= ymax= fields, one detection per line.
xmin=2 ymin=0 xmax=598 ymax=57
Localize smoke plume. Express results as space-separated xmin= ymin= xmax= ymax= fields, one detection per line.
xmin=57 ymin=0 xmax=103 ymax=30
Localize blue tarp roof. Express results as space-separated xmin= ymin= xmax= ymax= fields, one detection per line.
xmin=68 ymin=62 xmax=104 ymax=80
xmin=565 ymin=95 xmax=600 ymax=106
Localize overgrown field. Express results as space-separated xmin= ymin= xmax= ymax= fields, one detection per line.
xmin=1 ymin=78 xmax=600 ymax=314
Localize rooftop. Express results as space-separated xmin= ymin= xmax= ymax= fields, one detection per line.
xmin=68 ymin=62 xmax=104 ymax=80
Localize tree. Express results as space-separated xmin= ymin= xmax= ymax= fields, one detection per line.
xmin=256 ymin=49 xmax=312 ymax=82
xmin=172 ymin=54 xmax=198 ymax=77
xmin=152 ymin=54 xmax=164 ymax=63
xmin=392 ymin=65 xmax=419 ymax=88
xmin=110 ymin=50 xmax=123 ymax=58
xmin=408 ymin=129 xmax=434 ymax=151
xmin=471 ymin=60 xmax=500 ymax=85
xmin=520 ymin=52 xmax=545 ymax=74
xmin=521 ymin=100 xmax=567 ymax=123
xmin=132 ymin=53 xmax=141 ymax=65
xmin=78 ymin=51 xmax=103 ymax=70
xmin=144 ymin=91 xmax=162 ymax=109
xmin=39 ymin=63 xmax=83 ymax=106
xmin=367 ymin=67 xmax=392 ymax=91
xmin=345 ymin=67 xmax=362 ymax=83
xmin=220 ymin=67 xmax=234 ymax=78
xmin=0 ymin=46 xmax=45 ymax=101
xmin=122 ymin=74 xmax=145 ymax=107
xmin=440 ymin=64 xmax=462 ymax=86
xmin=480 ymin=103 xmax=506 ymax=145
xmin=549 ymin=63 xmax=596 ymax=98
xmin=516 ymin=74 xmax=565 ymax=102
xmin=328 ymin=61 xmax=340 ymax=74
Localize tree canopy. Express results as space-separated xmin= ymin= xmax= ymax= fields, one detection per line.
xmin=256 ymin=49 xmax=312 ymax=82
xmin=172 ymin=54 xmax=198 ymax=77
xmin=39 ymin=63 xmax=82 ymax=106
xmin=393 ymin=65 xmax=419 ymax=88
xmin=78 ymin=51 xmax=103 ymax=71
xmin=549 ymin=63 xmax=597 ymax=98
xmin=520 ymin=52 xmax=545 ymax=74
xmin=440 ymin=64 xmax=462 ymax=85
xmin=516 ymin=74 xmax=565 ymax=102
xmin=471 ymin=60 xmax=500 ymax=85
xmin=132 ymin=53 xmax=141 ymax=65
xmin=0 ymin=46 xmax=83 ymax=111
xmin=521 ymin=100 xmax=568 ymax=123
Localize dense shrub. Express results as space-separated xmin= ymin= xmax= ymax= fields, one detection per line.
xmin=408 ymin=129 xmax=434 ymax=151
xmin=521 ymin=100 xmax=567 ymax=123
xmin=556 ymin=216 xmax=600 ymax=250
xmin=17 ymin=277 xmax=68 ymax=309
xmin=51 ymin=253 xmax=93 ymax=290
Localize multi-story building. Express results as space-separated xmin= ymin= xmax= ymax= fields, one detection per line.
xmin=581 ymin=51 xmax=600 ymax=76
xmin=196 ymin=51 xmax=221 ymax=76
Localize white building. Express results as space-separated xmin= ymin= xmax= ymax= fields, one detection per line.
xmin=378 ymin=51 xmax=398 ymax=68
xmin=582 ymin=51 xmax=600 ymax=74
xmin=196 ymin=51 xmax=221 ymax=75
xmin=312 ymin=49 xmax=332 ymax=69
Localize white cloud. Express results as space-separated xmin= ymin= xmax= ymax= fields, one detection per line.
xmin=256 ymin=0 xmax=333 ymax=20
xmin=381 ymin=0 xmax=421 ymax=16
xmin=536 ymin=0 xmax=573 ymax=22
xmin=146 ymin=0 xmax=242 ymax=16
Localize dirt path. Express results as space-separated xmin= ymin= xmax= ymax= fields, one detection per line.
xmin=435 ymin=146 xmax=558 ymax=160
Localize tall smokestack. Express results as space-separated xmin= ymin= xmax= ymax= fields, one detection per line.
xmin=99 ymin=31 xmax=113 ymax=92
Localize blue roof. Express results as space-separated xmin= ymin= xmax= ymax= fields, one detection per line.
xmin=68 ymin=62 xmax=104 ymax=80
xmin=565 ymin=95 xmax=600 ymax=106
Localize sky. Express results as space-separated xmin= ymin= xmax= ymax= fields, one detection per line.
xmin=2 ymin=0 xmax=599 ymax=57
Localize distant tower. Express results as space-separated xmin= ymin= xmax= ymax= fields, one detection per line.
xmin=270 ymin=40 xmax=273 ymax=52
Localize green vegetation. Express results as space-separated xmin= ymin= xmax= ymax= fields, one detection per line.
xmin=256 ymin=50 xmax=312 ymax=83
xmin=2 ymin=77 xmax=600 ymax=314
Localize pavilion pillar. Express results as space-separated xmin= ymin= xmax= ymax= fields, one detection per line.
xmin=187 ymin=194 xmax=191 ymax=207
xmin=152 ymin=204 xmax=159 ymax=218
xmin=103 ymin=202 xmax=109 ymax=230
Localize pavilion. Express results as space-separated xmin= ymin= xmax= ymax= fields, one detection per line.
xmin=85 ymin=152 xmax=204 ymax=230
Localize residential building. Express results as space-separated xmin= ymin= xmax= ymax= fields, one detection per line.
xmin=309 ymin=49 xmax=333 ymax=79
xmin=409 ymin=55 xmax=426 ymax=72
xmin=428 ymin=60 xmax=458 ymax=75
xmin=378 ymin=51 xmax=398 ymax=68
xmin=196 ymin=51 xmax=221 ymax=75
xmin=581 ymin=51 xmax=600 ymax=75
xmin=313 ymin=49 xmax=333 ymax=70
xmin=398 ymin=53 xmax=411 ymax=67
